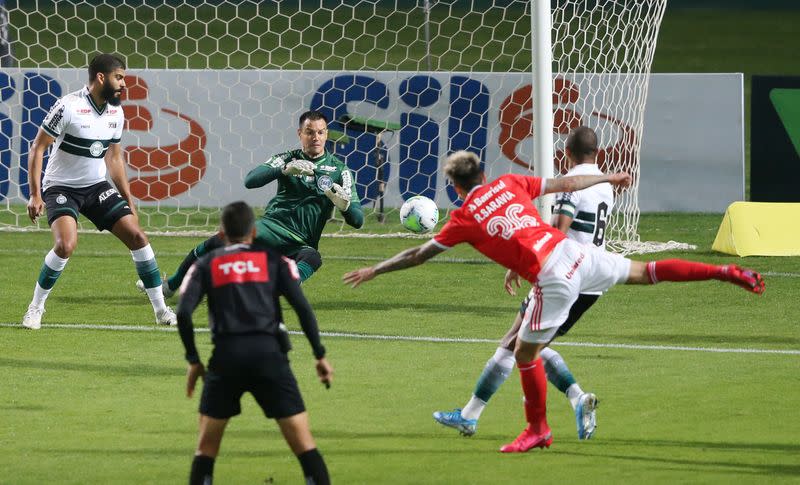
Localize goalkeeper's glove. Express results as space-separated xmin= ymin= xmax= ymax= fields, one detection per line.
xmin=282 ymin=160 xmax=316 ymax=177
xmin=324 ymin=183 xmax=351 ymax=212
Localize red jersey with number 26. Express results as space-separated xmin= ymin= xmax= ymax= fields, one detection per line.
xmin=432 ymin=174 xmax=565 ymax=283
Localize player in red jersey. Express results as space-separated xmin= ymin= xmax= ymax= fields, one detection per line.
xmin=343 ymin=150 xmax=765 ymax=453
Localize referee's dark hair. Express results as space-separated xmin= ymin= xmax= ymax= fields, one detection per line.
xmin=566 ymin=126 xmax=599 ymax=160
xmin=299 ymin=110 xmax=329 ymax=126
xmin=221 ymin=201 xmax=255 ymax=243
xmin=88 ymin=53 xmax=126 ymax=81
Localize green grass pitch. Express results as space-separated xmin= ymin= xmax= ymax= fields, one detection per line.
xmin=2 ymin=3 xmax=800 ymax=483
xmin=1 ymin=214 xmax=799 ymax=484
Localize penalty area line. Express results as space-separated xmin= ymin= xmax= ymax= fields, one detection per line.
xmin=1 ymin=322 xmax=799 ymax=356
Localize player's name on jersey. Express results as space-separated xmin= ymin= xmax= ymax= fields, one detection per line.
xmin=468 ymin=179 xmax=507 ymax=211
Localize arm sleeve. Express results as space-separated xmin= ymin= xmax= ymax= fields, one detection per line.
xmin=432 ymin=219 xmax=464 ymax=249
xmin=244 ymin=154 xmax=288 ymax=188
xmin=176 ymin=262 xmax=206 ymax=364
xmin=278 ymin=256 xmax=326 ymax=359
xmin=519 ymin=175 xmax=545 ymax=200
xmin=342 ymin=199 xmax=364 ymax=229
xmin=41 ymin=99 xmax=69 ymax=139
xmin=111 ymin=111 xmax=123 ymax=143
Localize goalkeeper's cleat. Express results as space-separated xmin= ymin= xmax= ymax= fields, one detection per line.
xmin=721 ymin=265 xmax=765 ymax=295
xmin=499 ymin=426 xmax=553 ymax=453
xmin=575 ymin=392 xmax=598 ymax=440
xmin=433 ymin=408 xmax=477 ymax=437
xmin=136 ymin=276 xmax=176 ymax=299
xmin=22 ymin=305 xmax=45 ymax=330
xmin=155 ymin=307 xmax=177 ymax=326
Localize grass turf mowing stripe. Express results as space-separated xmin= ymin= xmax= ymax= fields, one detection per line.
xmin=2 ymin=322 xmax=798 ymax=355
xmin=2 ymin=247 xmax=800 ymax=274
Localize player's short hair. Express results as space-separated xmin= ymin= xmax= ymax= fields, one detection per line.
xmin=88 ymin=54 xmax=126 ymax=82
xmin=221 ymin=201 xmax=255 ymax=242
xmin=566 ymin=126 xmax=599 ymax=160
xmin=299 ymin=110 xmax=329 ymax=126
xmin=444 ymin=150 xmax=483 ymax=190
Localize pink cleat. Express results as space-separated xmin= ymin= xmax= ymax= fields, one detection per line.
xmin=499 ymin=426 xmax=553 ymax=453
xmin=721 ymin=265 xmax=765 ymax=294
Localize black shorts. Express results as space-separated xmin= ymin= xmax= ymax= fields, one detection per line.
xmin=199 ymin=353 xmax=306 ymax=420
xmin=43 ymin=181 xmax=132 ymax=231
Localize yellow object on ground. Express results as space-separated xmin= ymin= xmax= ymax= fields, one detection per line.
xmin=712 ymin=202 xmax=800 ymax=256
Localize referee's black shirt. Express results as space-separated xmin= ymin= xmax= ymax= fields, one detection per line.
xmin=176 ymin=243 xmax=325 ymax=373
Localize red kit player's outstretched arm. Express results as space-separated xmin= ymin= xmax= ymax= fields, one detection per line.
xmin=543 ymin=172 xmax=631 ymax=196
xmin=343 ymin=240 xmax=445 ymax=288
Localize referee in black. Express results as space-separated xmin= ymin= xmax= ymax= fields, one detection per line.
xmin=177 ymin=201 xmax=333 ymax=485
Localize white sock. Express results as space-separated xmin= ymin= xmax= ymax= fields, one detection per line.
xmin=461 ymin=396 xmax=486 ymax=421
xmin=30 ymin=282 xmax=51 ymax=310
xmin=493 ymin=347 xmax=515 ymax=367
xmin=130 ymin=244 xmax=155 ymax=262
xmin=131 ymin=245 xmax=167 ymax=313
xmin=46 ymin=249 xmax=70 ymax=270
xmin=461 ymin=348 xmax=514 ymax=421
xmin=539 ymin=346 xmax=557 ymax=362
xmin=146 ymin=287 xmax=167 ymax=314
xmin=566 ymin=383 xmax=584 ymax=409
xmin=30 ymin=250 xmax=69 ymax=309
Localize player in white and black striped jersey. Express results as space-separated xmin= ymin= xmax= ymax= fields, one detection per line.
xmin=22 ymin=53 xmax=176 ymax=329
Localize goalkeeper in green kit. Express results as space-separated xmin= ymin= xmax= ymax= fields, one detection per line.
xmin=138 ymin=110 xmax=364 ymax=298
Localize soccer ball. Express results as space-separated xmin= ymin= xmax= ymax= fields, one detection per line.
xmin=400 ymin=195 xmax=439 ymax=233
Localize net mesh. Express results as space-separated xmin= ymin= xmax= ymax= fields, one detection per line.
xmin=0 ymin=0 xmax=678 ymax=252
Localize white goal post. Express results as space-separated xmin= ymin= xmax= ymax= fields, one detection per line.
xmin=0 ymin=0 xmax=686 ymax=252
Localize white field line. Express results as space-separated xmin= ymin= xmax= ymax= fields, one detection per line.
xmin=1 ymin=322 xmax=798 ymax=355
xmin=2 ymin=247 xmax=800 ymax=274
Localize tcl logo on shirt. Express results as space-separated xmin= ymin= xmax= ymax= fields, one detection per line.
xmin=211 ymin=251 xmax=268 ymax=287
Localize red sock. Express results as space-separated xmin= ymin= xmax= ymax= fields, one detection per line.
xmin=646 ymin=259 xmax=723 ymax=284
xmin=518 ymin=358 xmax=548 ymax=434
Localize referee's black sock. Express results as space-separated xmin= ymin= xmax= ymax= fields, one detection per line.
xmin=189 ymin=454 xmax=215 ymax=485
xmin=297 ymin=448 xmax=330 ymax=485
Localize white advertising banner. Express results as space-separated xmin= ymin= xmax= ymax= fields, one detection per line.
xmin=0 ymin=69 xmax=742 ymax=212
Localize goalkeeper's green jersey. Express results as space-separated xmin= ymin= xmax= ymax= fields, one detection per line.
xmin=244 ymin=148 xmax=364 ymax=249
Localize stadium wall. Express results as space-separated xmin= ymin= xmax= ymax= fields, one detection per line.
xmin=0 ymin=69 xmax=743 ymax=212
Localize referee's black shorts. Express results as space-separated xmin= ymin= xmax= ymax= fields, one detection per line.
xmin=200 ymin=351 xmax=306 ymax=420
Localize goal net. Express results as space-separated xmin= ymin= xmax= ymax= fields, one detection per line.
xmin=0 ymin=0 xmax=682 ymax=252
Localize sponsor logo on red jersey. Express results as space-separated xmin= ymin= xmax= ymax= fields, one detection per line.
xmin=211 ymin=251 xmax=268 ymax=288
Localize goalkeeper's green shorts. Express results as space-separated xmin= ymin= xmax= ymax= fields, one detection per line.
xmin=254 ymin=219 xmax=311 ymax=257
